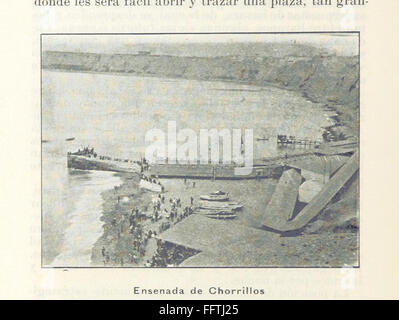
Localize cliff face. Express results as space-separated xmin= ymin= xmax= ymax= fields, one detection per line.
xmin=43 ymin=51 xmax=359 ymax=137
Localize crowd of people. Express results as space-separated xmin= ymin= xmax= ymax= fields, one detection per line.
xmin=145 ymin=239 xmax=199 ymax=268
xmin=69 ymin=147 xmax=199 ymax=266
xmin=141 ymin=174 xmax=164 ymax=191
xmin=100 ymin=208 xmax=159 ymax=266
xmin=100 ymin=189 xmax=196 ymax=266
xmin=150 ymin=193 xmax=195 ymax=225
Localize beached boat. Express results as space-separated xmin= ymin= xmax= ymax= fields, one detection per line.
xmin=139 ymin=179 xmax=163 ymax=193
xmin=199 ymin=209 xmax=235 ymax=215
xmin=65 ymin=137 xmax=75 ymax=141
xmin=197 ymin=191 xmax=243 ymax=220
xmin=200 ymin=191 xmax=229 ymax=201
xmin=199 ymin=200 xmax=243 ymax=211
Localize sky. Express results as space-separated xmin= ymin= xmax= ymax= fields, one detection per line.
xmin=42 ymin=33 xmax=359 ymax=56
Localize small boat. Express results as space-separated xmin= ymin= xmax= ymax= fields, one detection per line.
xmin=65 ymin=137 xmax=75 ymax=141
xmin=200 ymin=191 xmax=229 ymax=201
xmin=199 ymin=200 xmax=243 ymax=211
xmin=205 ymin=214 xmax=237 ymax=220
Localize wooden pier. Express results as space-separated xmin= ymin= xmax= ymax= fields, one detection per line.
xmin=148 ymin=163 xmax=283 ymax=180
xmin=146 ymin=139 xmax=358 ymax=180
xmin=277 ymin=135 xmax=322 ymax=147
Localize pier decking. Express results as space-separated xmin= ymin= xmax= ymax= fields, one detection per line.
xmin=67 ymin=138 xmax=357 ymax=180
xmin=148 ymin=163 xmax=283 ymax=180
xmin=148 ymin=139 xmax=358 ymax=179
xmin=67 ymin=154 xmax=141 ymax=173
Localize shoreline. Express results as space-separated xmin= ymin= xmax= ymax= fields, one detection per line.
xmin=47 ymin=54 xmax=359 ymax=266
xmin=91 ymin=172 xmax=146 ymax=267
xmin=43 ymin=67 xmax=356 ymax=142
xmin=42 ymin=51 xmax=359 ymax=93
xmin=90 ymin=173 xmax=200 ymax=267
xmin=48 ymin=170 xmax=123 ymax=267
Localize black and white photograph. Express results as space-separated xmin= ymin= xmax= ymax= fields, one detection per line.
xmin=41 ymin=33 xmax=359 ymax=268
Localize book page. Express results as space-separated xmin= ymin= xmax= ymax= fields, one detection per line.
xmin=0 ymin=0 xmax=398 ymax=299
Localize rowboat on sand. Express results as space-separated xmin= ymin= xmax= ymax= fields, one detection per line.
xmin=205 ymin=213 xmax=237 ymax=220
xmin=200 ymin=191 xmax=229 ymax=201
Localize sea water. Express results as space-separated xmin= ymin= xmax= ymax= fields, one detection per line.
xmin=42 ymin=70 xmax=333 ymax=267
